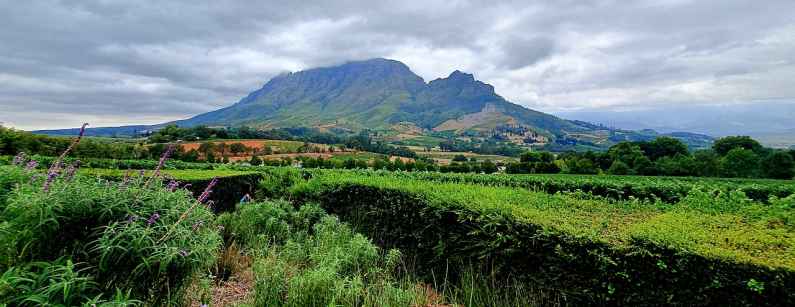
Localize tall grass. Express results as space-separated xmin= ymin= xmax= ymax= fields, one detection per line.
xmin=218 ymin=201 xmax=437 ymax=306
xmin=0 ymin=163 xmax=222 ymax=305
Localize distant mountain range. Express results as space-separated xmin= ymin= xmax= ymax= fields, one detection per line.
xmin=558 ymin=102 xmax=795 ymax=148
xmin=34 ymin=58 xmax=714 ymax=150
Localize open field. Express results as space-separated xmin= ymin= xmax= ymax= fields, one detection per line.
xmin=176 ymin=139 xmax=310 ymax=153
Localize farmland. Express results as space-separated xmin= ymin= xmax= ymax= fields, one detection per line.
xmin=2 ymin=149 xmax=794 ymax=305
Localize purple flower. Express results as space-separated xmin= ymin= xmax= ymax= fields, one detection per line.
xmin=197 ymin=177 xmax=218 ymax=204
xmin=178 ymin=249 xmax=189 ymax=257
xmin=126 ymin=215 xmax=139 ymax=224
xmin=166 ymin=180 xmax=180 ymax=192
xmin=146 ymin=213 xmax=160 ymax=226
xmin=47 ymin=123 xmax=88 ymax=175
xmin=64 ymin=160 xmax=81 ymax=180
xmin=146 ymin=145 xmax=175 ymax=187
xmin=42 ymin=170 xmax=58 ymax=192
xmin=138 ymin=169 xmax=145 ymax=177
xmin=200 ymin=304 xmax=208 ymax=307
xmin=12 ymin=152 xmax=26 ymax=166
xmin=25 ymin=160 xmax=39 ymax=171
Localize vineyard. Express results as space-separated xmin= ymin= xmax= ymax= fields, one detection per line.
xmin=1 ymin=154 xmax=794 ymax=306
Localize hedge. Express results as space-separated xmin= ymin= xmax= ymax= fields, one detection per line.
xmin=275 ymin=169 xmax=794 ymax=306
xmin=26 ymin=155 xmax=217 ymax=170
xmin=274 ymin=168 xmax=795 ymax=203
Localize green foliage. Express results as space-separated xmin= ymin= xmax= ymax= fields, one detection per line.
xmin=761 ymin=151 xmax=795 ymax=180
xmin=640 ymin=137 xmax=689 ymax=161
xmin=452 ymin=154 xmax=468 ymax=162
xmin=0 ymin=166 xmax=222 ymax=305
xmin=720 ymin=148 xmax=761 ymax=178
xmin=692 ymin=149 xmax=720 ymax=177
xmin=608 ymin=142 xmax=645 ymax=168
xmin=23 ymin=155 xmax=215 ymax=170
xmin=607 ymin=160 xmax=631 ymax=175
xmin=258 ymin=167 xmax=795 ymax=305
xmin=713 ymin=136 xmax=764 ymax=156
xmin=246 ymin=166 xmax=795 ymax=204
xmin=219 ymin=200 xmax=435 ymax=307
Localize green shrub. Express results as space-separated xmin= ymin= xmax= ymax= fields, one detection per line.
xmin=274 ymin=167 xmax=795 ymax=203
xmin=0 ymin=166 xmax=28 ymax=208
xmin=81 ymin=168 xmax=263 ymax=213
xmin=279 ymin=171 xmax=794 ymax=306
xmin=0 ymin=167 xmax=222 ymax=305
xmin=221 ymin=200 xmax=434 ymax=307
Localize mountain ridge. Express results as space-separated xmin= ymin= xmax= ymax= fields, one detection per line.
xmin=176 ymin=58 xmax=587 ymax=138
xmin=32 ymin=58 xmax=713 ymax=150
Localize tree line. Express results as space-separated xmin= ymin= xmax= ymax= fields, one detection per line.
xmin=507 ymin=136 xmax=795 ymax=179
xmin=147 ymin=125 xmax=418 ymax=159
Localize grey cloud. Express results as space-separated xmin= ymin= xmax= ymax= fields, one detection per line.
xmin=498 ymin=36 xmax=556 ymax=70
xmin=1 ymin=0 xmax=794 ymax=130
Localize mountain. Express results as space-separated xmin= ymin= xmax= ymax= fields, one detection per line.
xmin=33 ymin=58 xmax=713 ymax=149
xmin=557 ymin=102 xmax=795 ymax=148
xmin=176 ymin=58 xmax=590 ymax=140
xmin=175 ymin=59 xmax=589 ymax=143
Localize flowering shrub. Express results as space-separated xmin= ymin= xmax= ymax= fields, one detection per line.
xmin=0 ymin=161 xmax=222 ymax=305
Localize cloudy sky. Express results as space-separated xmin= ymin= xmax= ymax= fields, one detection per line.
xmin=2 ymin=0 xmax=794 ymax=130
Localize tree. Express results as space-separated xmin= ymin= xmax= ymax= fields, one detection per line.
xmin=216 ymin=142 xmax=228 ymax=157
xmin=520 ymin=151 xmax=541 ymax=163
xmin=692 ymin=150 xmax=720 ymax=177
xmin=608 ymin=142 xmax=645 ymax=168
xmin=198 ymin=142 xmax=216 ymax=158
xmin=182 ymin=149 xmax=200 ymax=162
xmin=607 ymin=160 xmax=631 ymax=175
xmin=761 ymin=151 xmax=795 ymax=179
xmin=713 ymin=136 xmax=763 ymax=156
xmin=452 ymin=154 xmax=468 ymax=162
xmin=481 ymin=160 xmax=498 ymax=174
xmin=719 ymin=148 xmax=760 ymax=178
xmin=656 ymin=154 xmax=696 ymax=176
xmin=229 ymin=143 xmax=247 ymax=156
xmin=249 ymin=155 xmax=262 ymax=166
xmin=633 ymin=156 xmax=657 ymax=176
xmin=641 ymin=137 xmax=688 ymax=161
xmin=566 ymin=158 xmax=599 ymax=175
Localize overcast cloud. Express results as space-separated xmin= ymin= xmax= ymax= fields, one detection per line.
xmin=1 ymin=0 xmax=794 ymax=130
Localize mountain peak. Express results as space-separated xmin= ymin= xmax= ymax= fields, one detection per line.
xmin=448 ymin=70 xmax=475 ymax=81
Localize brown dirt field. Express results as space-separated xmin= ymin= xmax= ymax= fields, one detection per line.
xmin=178 ymin=140 xmax=305 ymax=152
xmin=228 ymin=152 xmax=336 ymax=162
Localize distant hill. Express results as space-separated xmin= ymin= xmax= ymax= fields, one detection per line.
xmin=33 ymin=58 xmax=713 ymax=149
